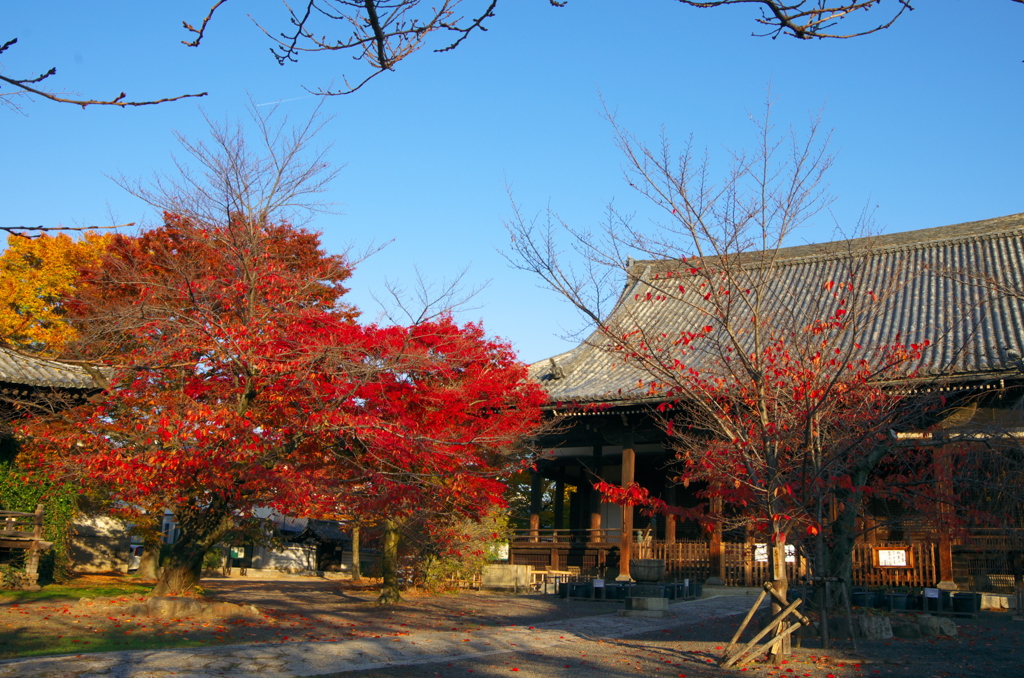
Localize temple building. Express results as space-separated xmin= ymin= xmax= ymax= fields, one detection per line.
xmin=514 ymin=213 xmax=1024 ymax=591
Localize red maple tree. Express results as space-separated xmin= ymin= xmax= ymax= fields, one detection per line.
xmin=19 ymin=213 xmax=545 ymax=597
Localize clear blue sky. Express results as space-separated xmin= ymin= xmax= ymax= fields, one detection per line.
xmin=3 ymin=1 xmax=1022 ymax=363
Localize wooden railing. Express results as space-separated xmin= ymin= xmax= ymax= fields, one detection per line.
xmin=0 ymin=504 xmax=51 ymax=590
xmin=510 ymin=535 xmax=948 ymax=588
xmin=510 ymin=528 xmax=622 ymax=544
xmin=0 ymin=505 xmax=44 ymax=540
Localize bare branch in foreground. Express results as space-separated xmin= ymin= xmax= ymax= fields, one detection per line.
xmin=0 ymin=38 xmax=206 ymax=110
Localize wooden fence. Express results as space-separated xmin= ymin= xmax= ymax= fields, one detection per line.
xmin=511 ymin=536 xmax=946 ymax=587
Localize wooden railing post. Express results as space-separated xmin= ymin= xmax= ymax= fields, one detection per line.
xmin=33 ymin=504 xmax=44 ymax=539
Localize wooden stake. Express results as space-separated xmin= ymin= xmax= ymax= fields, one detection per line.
xmin=723 ymin=589 xmax=768 ymax=657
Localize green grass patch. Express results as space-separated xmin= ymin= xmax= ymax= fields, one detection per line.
xmin=0 ymin=630 xmax=223 ymax=659
xmin=0 ymin=581 xmax=153 ymax=603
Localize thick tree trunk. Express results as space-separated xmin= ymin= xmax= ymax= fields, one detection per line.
xmin=151 ymin=503 xmax=234 ymax=596
xmin=377 ymin=518 xmax=402 ymax=604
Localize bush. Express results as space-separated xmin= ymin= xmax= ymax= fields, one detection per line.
xmin=0 ymin=563 xmax=27 ymax=589
xmin=408 ymin=511 xmax=511 ymax=592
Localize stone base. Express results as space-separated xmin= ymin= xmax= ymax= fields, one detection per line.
xmin=936 ymin=580 xmax=958 ymax=591
xmin=705 ymin=576 xmax=725 ymax=586
xmin=615 ymin=574 xmax=633 ymax=582
xmin=625 ymin=596 xmax=669 ymax=612
xmin=618 ymin=609 xmax=671 ymax=618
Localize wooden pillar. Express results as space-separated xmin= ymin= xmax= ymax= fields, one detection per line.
xmin=863 ymin=515 xmax=878 ymax=545
xmin=934 ymin=447 xmax=957 ymax=589
xmin=553 ymin=471 xmax=565 ymax=533
xmin=707 ymin=494 xmax=726 ymax=585
xmin=618 ymin=439 xmax=636 ymax=580
xmin=588 ymin=445 xmax=604 ymax=544
xmin=529 ymin=470 xmax=543 ymax=543
xmin=24 ymin=504 xmax=44 ymax=591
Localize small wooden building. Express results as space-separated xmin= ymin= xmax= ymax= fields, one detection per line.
xmin=515 ymin=213 xmax=1024 ymax=591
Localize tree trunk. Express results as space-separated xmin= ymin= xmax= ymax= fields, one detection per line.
xmin=136 ymin=541 xmax=162 ymax=580
xmin=377 ymin=518 xmax=402 ymax=604
xmin=135 ymin=517 xmax=165 ymax=580
xmin=351 ymin=525 xmax=362 ymax=581
xmin=151 ymin=503 xmax=234 ymax=596
xmin=768 ymin=534 xmax=791 ymax=659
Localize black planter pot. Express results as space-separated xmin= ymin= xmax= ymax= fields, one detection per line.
xmin=851 ymin=591 xmax=870 ymax=607
xmin=604 ymin=583 xmax=628 ymax=600
xmin=952 ymin=592 xmax=981 ymax=614
xmin=568 ymin=582 xmax=593 ymax=598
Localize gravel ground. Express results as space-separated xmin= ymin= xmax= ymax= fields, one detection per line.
xmin=3 ymin=577 xmax=1021 ymax=677
xmin=336 ymin=610 xmax=1024 ymax=678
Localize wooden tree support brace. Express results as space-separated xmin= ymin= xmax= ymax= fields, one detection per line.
xmin=723 ymin=589 xmax=768 ymax=657
xmin=721 ymin=593 xmax=805 ymax=669
xmin=720 ymin=581 xmax=823 ymax=671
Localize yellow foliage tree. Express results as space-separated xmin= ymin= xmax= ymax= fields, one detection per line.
xmin=0 ymin=232 xmax=109 ymax=355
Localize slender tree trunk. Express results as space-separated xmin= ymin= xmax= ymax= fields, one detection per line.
xmin=768 ymin=535 xmax=791 ymax=659
xmin=378 ymin=518 xmax=402 ymax=604
xmin=351 ymin=524 xmax=362 ymax=581
xmin=151 ymin=503 xmax=234 ymax=596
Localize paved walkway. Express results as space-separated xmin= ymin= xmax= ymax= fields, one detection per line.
xmin=0 ymin=595 xmax=761 ymax=678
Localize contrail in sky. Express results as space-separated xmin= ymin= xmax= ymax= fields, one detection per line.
xmin=255 ymin=96 xmax=315 ymax=107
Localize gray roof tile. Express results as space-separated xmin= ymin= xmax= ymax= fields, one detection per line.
xmin=531 ymin=213 xmax=1024 ymax=404
xmin=0 ymin=347 xmax=102 ymax=390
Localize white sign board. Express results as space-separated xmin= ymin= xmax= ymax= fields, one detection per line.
xmin=876 ymin=548 xmax=908 ymax=567
xmin=754 ymin=543 xmax=796 ymax=563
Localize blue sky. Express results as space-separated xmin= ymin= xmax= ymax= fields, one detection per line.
xmin=3 ymin=1 xmax=1023 ymax=363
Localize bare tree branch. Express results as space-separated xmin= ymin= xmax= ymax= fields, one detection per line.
xmin=182 ymin=0 xmax=232 ymax=47
xmin=0 ymin=38 xmax=206 ymax=110
xmin=371 ymin=264 xmax=490 ymax=325
xmin=673 ymin=1 xmax=915 ymax=40
xmin=1 ymin=224 xmax=129 ymax=240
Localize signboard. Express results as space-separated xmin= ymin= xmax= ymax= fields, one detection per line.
xmin=872 ymin=546 xmax=914 ymax=568
xmin=754 ymin=543 xmax=796 ymax=563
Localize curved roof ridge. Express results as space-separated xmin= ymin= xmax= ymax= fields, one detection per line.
xmin=533 ymin=212 xmax=1024 ymax=406
xmin=629 ymin=212 xmax=1024 ymax=274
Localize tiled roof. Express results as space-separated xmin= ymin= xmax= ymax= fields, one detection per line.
xmin=291 ymin=519 xmax=348 ymax=543
xmin=0 ymin=347 xmax=102 ymax=390
xmin=530 ymin=213 xmax=1024 ymax=405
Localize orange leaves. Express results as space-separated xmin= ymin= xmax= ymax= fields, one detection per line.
xmin=0 ymin=230 xmax=110 ymax=354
